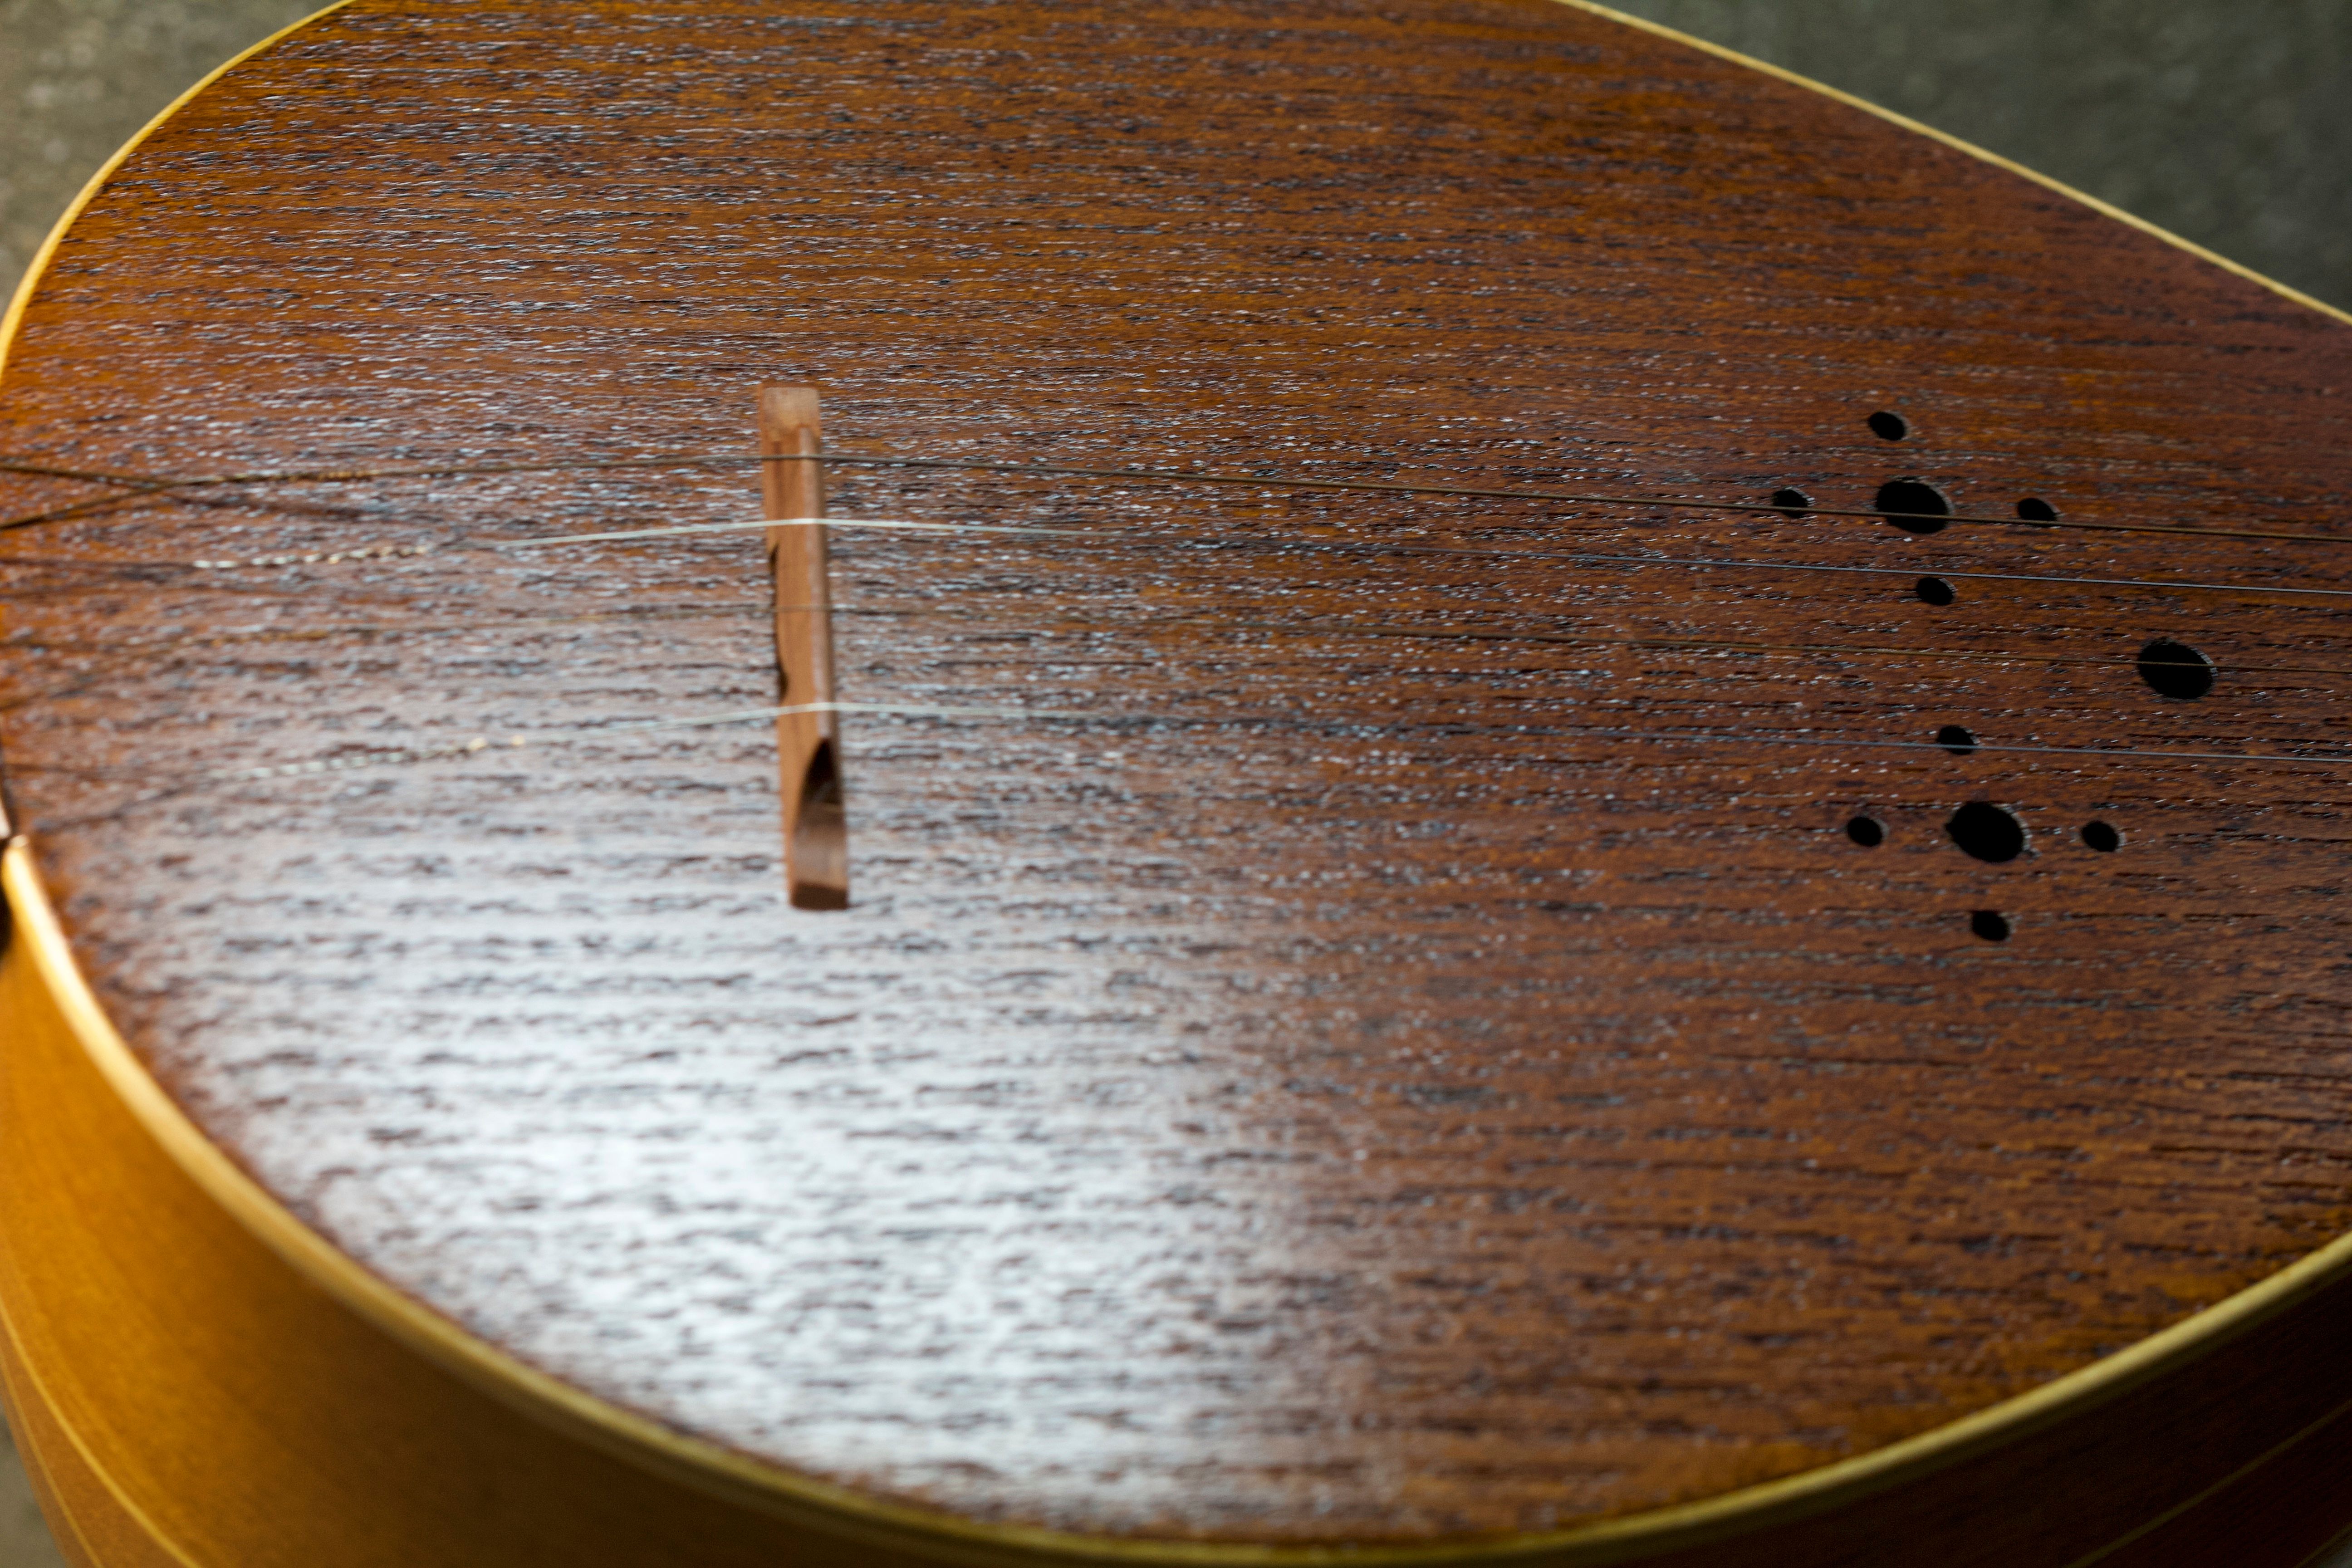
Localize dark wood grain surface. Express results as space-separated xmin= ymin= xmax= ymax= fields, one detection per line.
xmin=3 ymin=0 xmax=2352 ymax=1545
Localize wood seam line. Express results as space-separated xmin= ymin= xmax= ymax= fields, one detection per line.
xmin=0 ymin=13 xmax=358 ymax=1555
xmin=1554 ymin=0 xmax=2352 ymax=330
xmin=0 ymin=1340 xmax=117 ymax=1568
xmin=0 ymin=1402 xmax=111 ymax=1568
xmin=2058 ymin=1394 xmax=2352 ymax=1568
xmin=0 ymin=837 xmax=1024 ymax=1567
xmin=0 ymin=1232 xmax=205 ymax=1568
xmin=16 ymin=816 xmax=2352 ymax=1568
xmin=5 ymin=458 xmax=2345 ymax=545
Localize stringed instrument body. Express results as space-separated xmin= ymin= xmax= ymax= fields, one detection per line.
xmin=3 ymin=1 xmax=2352 ymax=1563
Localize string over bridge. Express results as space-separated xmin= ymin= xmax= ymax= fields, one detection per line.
xmin=759 ymin=384 xmax=848 ymax=909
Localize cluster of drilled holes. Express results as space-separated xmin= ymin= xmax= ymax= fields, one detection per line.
xmin=2137 ymin=638 xmax=2215 ymax=699
xmin=1868 ymin=413 xmax=1950 ymax=535
xmin=1794 ymin=414 xmax=2205 ymax=759
xmin=1948 ymin=806 xmax=2025 ymax=942
xmin=1756 ymin=481 xmax=2056 ymax=536
xmin=1761 ymin=414 xmax=2058 ymax=539
xmin=1809 ymin=419 xmax=2120 ymax=942
xmin=1843 ymin=808 xmax=2025 ymax=942
xmin=1847 ymin=808 xmax=2117 ymax=855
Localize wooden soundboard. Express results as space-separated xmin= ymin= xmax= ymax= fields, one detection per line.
xmin=4 ymin=1 xmax=2352 ymax=1563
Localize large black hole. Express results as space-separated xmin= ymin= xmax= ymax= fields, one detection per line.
xmin=2082 ymin=820 xmax=2121 ymax=852
xmin=1947 ymin=802 xmax=2025 ymax=862
xmin=1937 ymin=724 xmax=1978 ymax=755
xmin=2136 ymin=638 xmax=2215 ymax=700
xmin=2017 ymin=497 xmax=2058 ymax=523
xmin=1876 ymin=478 xmax=1952 ymax=535
xmin=1867 ymin=410 xmax=1910 ymax=441
xmin=1970 ymin=910 xmax=2011 ymax=941
xmin=1846 ymin=815 xmax=1885 ymax=847
xmin=1770 ymin=486 xmax=1813 ymax=518
xmin=1915 ymin=576 xmax=1955 ymax=606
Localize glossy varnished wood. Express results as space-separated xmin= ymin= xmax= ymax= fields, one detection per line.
xmin=0 ymin=884 xmax=921 ymax=1568
xmin=3 ymin=0 xmax=2352 ymax=1550
xmin=10 ymin=835 xmax=2352 ymax=1566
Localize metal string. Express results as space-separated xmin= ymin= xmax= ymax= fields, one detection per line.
xmin=507 ymin=514 xmax=2352 ymax=605
xmin=7 ymin=469 xmax=2347 ymax=804
xmin=4 ymin=519 xmax=2347 ymax=734
xmin=218 ymin=512 xmax=2352 ymax=677
xmin=10 ymin=510 xmax=2352 ymax=613
xmin=23 ymin=703 xmax=2352 ymax=825
xmin=11 ymin=590 xmax=2343 ymax=695
xmin=3 ymin=447 xmax=2345 ymax=545
xmin=0 ymin=471 xmax=401 ymax=535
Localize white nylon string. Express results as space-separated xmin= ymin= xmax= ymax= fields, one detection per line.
xmin=179 ymin=698 xmax=2352 ymax=790
xmin=155 ymin=511 xmax=2352 ymax=603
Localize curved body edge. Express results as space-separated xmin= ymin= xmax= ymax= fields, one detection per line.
xmin=1551 ymin=0 xmax=2352 ymax=328
xmin=5 ymin=0 xmax=2352 ymax=1559
xmin=10 ymin=836 xmax=2352 ymax=1560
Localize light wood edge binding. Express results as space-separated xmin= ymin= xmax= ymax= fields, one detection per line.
xmin=759 ymin=383 xmax=851 ymax=909
xmin=1551 ymin=0 xmax=2352 ymax=329
xmin=0 ymin=2 xmax=343 ymax=382
xmin=2 ymin=3 xmax=2351 ymax=1563
xmin=0 ymin=1238 xmax=201 ymax=1568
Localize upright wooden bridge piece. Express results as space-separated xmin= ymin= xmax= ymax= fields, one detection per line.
xmin=758 ymin=383 xmax=848 ymax=910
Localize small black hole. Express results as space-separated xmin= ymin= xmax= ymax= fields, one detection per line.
xmin=1915 ymin=575 xmax=1955 ymax=606
xmin=1770 ymin=486 xmax=1813 ymax=518
xmin=1876 ymin=478 xmax=1951 ymax=535
xmin=1867 ymin=410 xmax=1909 ymax=441
xmin=1936 ymin=724 xmax=1977 ymax=755
xmin=1947 ymin=801 xmax=2025 ymax=862
xmin=2082 ymin=820 xmax=2120 ymax=852
xmin=1970 ymin=910 xmax=2011 ymax=941
xmin=2136 ymin=638 xmax=2215 ymax=700
xmin=2017 ymin=497 xmax=2058 ymax=523
xmin=1846 ymin=815 xmax=1885 ymax=846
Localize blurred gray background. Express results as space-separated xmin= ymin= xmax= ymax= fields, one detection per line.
xmin=0 ymin=0 xmax=2346 ymax=1564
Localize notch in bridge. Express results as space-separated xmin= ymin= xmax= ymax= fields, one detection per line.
xmin=760 ymin=383 xmax=848 ymax=910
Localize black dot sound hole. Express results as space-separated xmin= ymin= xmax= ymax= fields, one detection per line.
xmin=1970 ymin=910 xmax=2012 ymax=941
xmin=1770 ymin=487 xmax=1813 ymax=517
xmin=2136 ymin=638 xmax=2215 ymax=700
xmin=1948 ymin=802 xmax=2025 ymax=862
xmin=1937 ymin=724 xmax=1977 ymax=755
xmin=1915 ymin=576 xmax=1955 ymax=606
xmin=1876 ymin=478 xmax=1951 ymax=534
xmin=2082 ymin=821 xmax=2121 ymax=852
xmin=1867 ymin=410 xmax=1909 ymax=441
xmin=1846 ymin=816 xmax=1885 ymax=846
xmin=2017 ymin=497 xmax=2058 ymax=523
